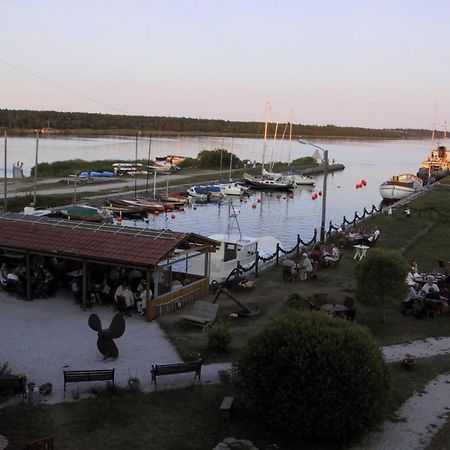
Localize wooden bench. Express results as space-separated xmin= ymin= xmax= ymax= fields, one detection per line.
xmin=63 ymin=369 xmax=115 ymax=397
xmin=182 ymin=301 xmax=219 ymax=331
xmin=219 ymin=396 xmax=235 ymax=419
xmin=151 ymin=361 xmax=203 ymax=388
xmin=0 ymin=375 xmax=27 ymax=400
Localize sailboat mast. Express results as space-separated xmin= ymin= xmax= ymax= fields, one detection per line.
xmin=288 ymin=110 xmax=293 ymax=168
xmin=270 ymin=120 xmax=279 ymax=171
xmin=262 ymin=102 xmax=270 ymax=173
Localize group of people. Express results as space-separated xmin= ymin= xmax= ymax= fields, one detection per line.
xmin=336 ymin=225 xmax=381 ymax=248
xmin=282 ymin=244 xmax=342 ymax=282
xmin=403 ymin=259 xmax=450 ymax=317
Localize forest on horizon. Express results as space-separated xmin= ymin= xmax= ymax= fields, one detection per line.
xmin=0 ymin=108 xmax=440 ymax=139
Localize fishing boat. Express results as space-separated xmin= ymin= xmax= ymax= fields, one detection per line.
xmin=417 ymin=144 xmax=450 ymax=182
xmin=379 ymin=174 xmax=423 ymax=201
xmin=187 ymin=185 xmax=225 ymax=199
xmin=103 ymin=200 xmax=147 ymax=218
xmin=189 ymin=203 xmax=281 ymax=282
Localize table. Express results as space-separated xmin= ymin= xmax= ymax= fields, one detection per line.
xmin=321 ymin=303 xmax=348 ymax=313
xmin=353 ymin=245 xmax=370 ymax=260
xmin=0 ymin=435 xmax=8 ymax=450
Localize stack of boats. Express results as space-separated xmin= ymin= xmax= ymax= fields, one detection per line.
xmin=103 ymin=196 xmax=185 ymax=217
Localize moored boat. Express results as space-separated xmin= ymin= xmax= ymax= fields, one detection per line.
xmin=187 ymin=185 xmax=225 ymax=199
xmin=217 ymin=182 xmax=249 ymax=196
xmin=379 ymin=173 xmax=423 ymax=201
xmin=58 ymin=204 xmax=107 ymax=222
xmin=243 ymin=173 xmax=294 ymax=191
xmin=417 ymin=144 xmax=450 ymax=182
xmin=189 ymin=233 xmax=281 ymax=282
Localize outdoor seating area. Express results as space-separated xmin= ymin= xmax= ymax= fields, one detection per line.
xmin=403 ymin=258 xmax=450 ymax=319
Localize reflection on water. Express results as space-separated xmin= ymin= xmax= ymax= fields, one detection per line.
xmin=5 ymin=136 xmax=429 ymax=246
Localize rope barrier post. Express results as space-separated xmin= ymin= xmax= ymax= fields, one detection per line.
xmin=276 ymin=243 xmax=280 ymax=265
xmin=296 ymin=234 xmax=300 ymax=255
xmin=255 ymin=252 xmax=259 ymax=277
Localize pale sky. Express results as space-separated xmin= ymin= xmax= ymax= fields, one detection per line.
xmin=0 ymin=0 xmax=449 ymax=129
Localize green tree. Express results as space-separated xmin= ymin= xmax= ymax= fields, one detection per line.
xmin=354 ymin=249 xmax=408 ymax=322
xmin=235 ymin=312 xmax=391 ymax=443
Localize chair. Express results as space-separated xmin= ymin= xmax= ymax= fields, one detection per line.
xmin=313 ymin=293 xmax=328 ymax=306
xmin=182 ymin=301 xmax=219 ymax=331
xmin=344 ymin=296 xmax=354 ymax=309
xmin=115 ymin=295 xmax=131 ymax=317
xmin=27 ymin=437 xmax=54 ymax=450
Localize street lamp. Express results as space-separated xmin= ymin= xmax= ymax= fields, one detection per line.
xmin=33 ymin=129 xmax=41 ymax=205
xmin=299 ymin=139 xmax=329 ymax=243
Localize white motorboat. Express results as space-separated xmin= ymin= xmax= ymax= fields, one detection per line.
xmin=379 ymin=173 xmax=423 ymax=200
xmin=218 ymin=182 xmax=249 ymax=196
xmin=189 ymin=233 xmax=281 ymax=282
xmin=291 ymin=174 xmax=315 ymax=186
xmin=22 ymin=205 xmax=53 ymax=217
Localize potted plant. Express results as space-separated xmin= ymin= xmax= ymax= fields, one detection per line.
xmin=403 ymin=353 xmax=416 ymax=368
xmin=128 ymin=376 xmax=141 ymax=391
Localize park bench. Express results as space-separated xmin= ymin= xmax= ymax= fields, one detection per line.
xmin=219 ymin=395 xmax=235 ymax=419
xmin=0 ymin=375 xmax=27 ymax=400
xmin=63 ymin=369 xmax=115 ymax=397
xmin=150 ymin=361 xmax=203 ymax=388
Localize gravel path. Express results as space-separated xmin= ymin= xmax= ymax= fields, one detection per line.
xmin=354 ymin=374 xmax=450 ymax=450
xmin=383 ymin=337 xmax=450 ymax=362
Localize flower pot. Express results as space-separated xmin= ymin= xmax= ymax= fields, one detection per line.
xmin=403 ymin=360 xmax=416 ymax=369
xmin=128 ymin=379 xmax=140 ymax=391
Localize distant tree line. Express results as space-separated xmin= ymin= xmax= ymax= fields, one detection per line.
xmin=0 ymin=108 xmax=440 ymax=139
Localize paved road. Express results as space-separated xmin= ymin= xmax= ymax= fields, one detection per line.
xmin=0 ymin=170 xmax=227 ymax=198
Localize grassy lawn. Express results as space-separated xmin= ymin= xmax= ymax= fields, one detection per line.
xmin=2 ymin=355 xmax=450 ymax=450
xmin=160 ymin=184 xmax=450 ymax=361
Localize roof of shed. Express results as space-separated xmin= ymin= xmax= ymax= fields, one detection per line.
xmin=0 ymin=213 xmax=216 ymax=267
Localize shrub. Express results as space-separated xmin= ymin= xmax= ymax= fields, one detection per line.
xmin=207 ymin=323 xmax=231 ymax=353
xmin=0 ymin=362 xmax=11 ymax=376
xmin=355 ymin=249 xmax=408 ymax=322
xmin=235 ymin=312 xmax=391 ymax=443
xmin=286 ymin=293 xmax=307 ymax=311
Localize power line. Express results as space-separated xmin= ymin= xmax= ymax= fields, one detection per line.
xmin=0 ymin=58 xmax=129 ymax=115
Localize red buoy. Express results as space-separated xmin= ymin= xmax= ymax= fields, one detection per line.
xmin=318 ymin=191 xmax=322 ymax=196
xmin=171 ymin=214 xmax=176 ymax=219
xmin=179 ymin=207 xmax=184 ymax=212
xmin=361 ymin=179 xmax=367 ymax=186
xmin=257 ymin=199 xmax=261 ymax=203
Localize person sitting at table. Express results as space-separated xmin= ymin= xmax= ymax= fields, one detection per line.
xmin=367 ymin=227 xmax=380 ymax=244
xmin=122 ymin=284 xmax=135 ymax=308
xmin=406 ymin=267 xmax=420 ymax=287
xmin=410 ymin=260 xmax=419 ymax=273
xmin=136 ymin=284 xmax=153 ymax=316
xmin=403 ymin=282 xmax=421 ymax=316
xmin=359 ymin=225 xmax=367 ymax=235
xmin=346 ymin=229 xmax=357 ymax=242
xmin=310 ymin=244 xmax=325 ymax=267
xmin=297 ymin=253 xmax=314 ymax=281
xmin=420 ymin=276 xmax=440 ymax=298
xmin=324 ymin=244 xmax=341 ymax=266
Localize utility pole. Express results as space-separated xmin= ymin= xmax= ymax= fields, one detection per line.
xmin=134 ymin=130 xmax=139 ymax=199
xmin=33 ymin=129 xmax=40 ymax=205
xmin=3 ymin=130 xmax=7 ymax=211
xmin=299 ymin=140 xmax=329 ymax=242
xmin=145 ymin=133 xmax=152 ymax=196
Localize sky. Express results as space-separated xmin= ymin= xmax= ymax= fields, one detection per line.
xmin=0 ymin=0 xmax=449 ymax=129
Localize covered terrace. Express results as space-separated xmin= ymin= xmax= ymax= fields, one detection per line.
xmin=0 ymin=212 xmax=219 ymax=321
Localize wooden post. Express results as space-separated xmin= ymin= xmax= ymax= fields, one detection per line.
xmin=204 ymin=252 xmax=210 ymax=279
xmin=276 ymin=243 xmax=280 ymax=265
xmin=145 ymin=267 xmax=151 ymax=322
xmin=82 ymin=260 xmax=87 ymax=311
xmin=3 ymin=130 xmax=7 ymax=211
xmin=255 ymin=251 xmax=259 ymax=277
xmin=26 ymin=251 xmax=31 ymax=300
xmin=296 ymin=234 xmax=300 ymax=255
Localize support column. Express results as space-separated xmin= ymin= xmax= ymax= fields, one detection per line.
xmin=26 ymin=252 xmax=31 ymax=300
xmin=82 ymin=260 xmax=87 ymax=311
xmin=203 ymin=252 xmax=210 ymax=279
xmin=145 ymin=267 xmax=151 ymax=322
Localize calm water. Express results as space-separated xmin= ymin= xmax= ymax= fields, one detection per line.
xmin=3 ymin=135 xmax=429 ymax=246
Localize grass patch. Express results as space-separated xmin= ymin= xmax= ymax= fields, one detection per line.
xmin=2 ymin=355 xmax=450 ymax=450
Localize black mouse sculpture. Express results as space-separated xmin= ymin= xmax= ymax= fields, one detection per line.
xmin=88 ymin=313 xmax=126 ymax=360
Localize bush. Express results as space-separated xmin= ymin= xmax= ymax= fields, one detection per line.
xmin=355 ymin=249 xmax=408 ymax=322
xmin=207 ymin=323 xmax=231 ymax=353
xmin=235 ymin=312 xmax=391 ymax=443
xmin=286 ymin=293 xmax=307 ymax=311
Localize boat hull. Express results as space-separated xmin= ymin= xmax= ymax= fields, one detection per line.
xmin=379 ymin=174 xmax=423 ymax=200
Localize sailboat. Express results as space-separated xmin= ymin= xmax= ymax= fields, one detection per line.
xmin=244 ymin=103 xmax=295 ymax=191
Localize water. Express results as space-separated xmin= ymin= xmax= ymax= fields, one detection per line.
xmin=2 ymin=135 xmax=429 ymax=246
